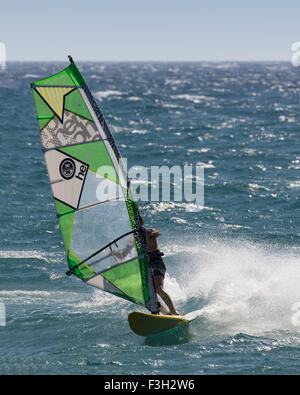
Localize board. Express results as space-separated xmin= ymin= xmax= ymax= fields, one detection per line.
xmin=128 ymin=311 xmax=190 ymax=336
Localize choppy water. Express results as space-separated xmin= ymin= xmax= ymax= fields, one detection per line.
xmin=0 ymin=61 xmax=299 ymax=375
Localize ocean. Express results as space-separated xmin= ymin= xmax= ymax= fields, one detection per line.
xmin=0 ymin=61 xmax=299 ymax=375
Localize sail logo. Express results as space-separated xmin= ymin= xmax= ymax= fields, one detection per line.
xmin=59 ymin=157 xmax=88 ymax=182
xmin=45 ymin=150 xmax=88 ymax=209
xmin=75 ymin=164 xmax=88 ymax=181
xmin=60 ymin=158 xmax=76 ymax=180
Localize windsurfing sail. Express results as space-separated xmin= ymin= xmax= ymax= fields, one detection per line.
xmin=31 ymin=56 xmax=158 ymax=313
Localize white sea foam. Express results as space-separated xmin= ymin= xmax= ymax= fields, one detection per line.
xmin=168 ymin=238 xmax=300 ymax=335
xmin=288 ymin=159 xmax=300 ymax=170
xmin=248 ymin=183 xmax=271 ymax=192
xmin=145 ymin=201 xmax=212 ymax=213
xmin=76 ymin=289 xmax=130 ymax=315
xmin=94 ymin=90 xmax=124 ymax=100
xmin=0 ymin=290 xmax=53 ymax=297
xmin=170 ymin=217 xmax=188 ymax=224
xmin=128 ymin=96 xmax=141 ymax=101
xmin=0 ymin=250 xmax=52 ymax=261
xmin=0 ymin=290 xmax=77 ymax=304
xmin=164 ymin=78 xmax=183 ymax=86
xmin=196 ymin=160 xmax=215 ymax=169
xmin=22 ymin=74 xmax=41 ymax=79
xmin=171 ymin=94 xmax=214 ymax=103
xmin=289 ymin=181 xmax=300 ymax=188
xmin=131 ymin=129 xmax=148 ymax=135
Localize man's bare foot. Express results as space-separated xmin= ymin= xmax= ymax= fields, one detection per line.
xmin=171 ymin=311 xmax=180 ymax=316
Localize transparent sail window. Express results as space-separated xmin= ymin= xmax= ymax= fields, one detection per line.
xmin=70 ymin=199 xmax=134 ymax=263
xmin=87 ymin=233 xmax=140 ymax=273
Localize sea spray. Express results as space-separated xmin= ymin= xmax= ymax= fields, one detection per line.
xmin=164 ymin=237 xmax=300 ymax=335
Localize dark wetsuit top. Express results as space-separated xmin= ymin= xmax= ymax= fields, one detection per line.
xmin=140 ymin=226 xmax=166 ymax=278
xmin=148 ymin=250 xmax=166 ymax=278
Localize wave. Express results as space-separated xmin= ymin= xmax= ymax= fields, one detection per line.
xmin=171 ymin=94 xmax=215 ymax=103
xmin=0 ymin=250 xmax=54 ymax=261
xmin=94 ymin=90 xmax=124 ymax=100
xmin=22 ymin=74 xmax=41 ymax=79
xmin=288 ymin=181 xmax=300 ymax=189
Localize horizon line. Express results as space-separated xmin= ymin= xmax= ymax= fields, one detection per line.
xmin=4 ymin=59 xmax=294 ymax=63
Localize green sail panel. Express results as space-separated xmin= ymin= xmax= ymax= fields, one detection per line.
xmin=31 ymin=57 xmax=158 ymax=313
xmin=102 ymin=259 xmax=145 ymax=305
xmin=64 ymin=89 xmax=93 ymax=121
xmin=32 ymin=61 xmax=86 ymax=88
xmin=32 ymin=89 xmax=55 ymax=130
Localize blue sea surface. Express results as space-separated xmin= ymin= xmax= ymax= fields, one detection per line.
xmin=0 ymin=61 xmax=299 ymax=374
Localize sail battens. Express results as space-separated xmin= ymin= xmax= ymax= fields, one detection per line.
xmin=75 ymin=196 xmax=124 ymax=213
xmin=66 ymin=230 xmax=135 ymax=275
xmin=42 ymin=138 xmax=109 ymax=153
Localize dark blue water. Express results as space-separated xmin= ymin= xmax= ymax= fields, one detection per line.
xmin=0 ymin=62 xmax=299 ymax=374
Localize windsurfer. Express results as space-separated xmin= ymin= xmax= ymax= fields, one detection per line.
xmin=138 ymin=214 xmax=179 ymax=316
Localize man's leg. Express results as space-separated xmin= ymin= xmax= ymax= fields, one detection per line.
xmin=153 ymin=275 xmax=178 ymax=315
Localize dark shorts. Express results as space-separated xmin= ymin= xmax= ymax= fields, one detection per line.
xmin=150 ymin=258 xmax=166 ymax=278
